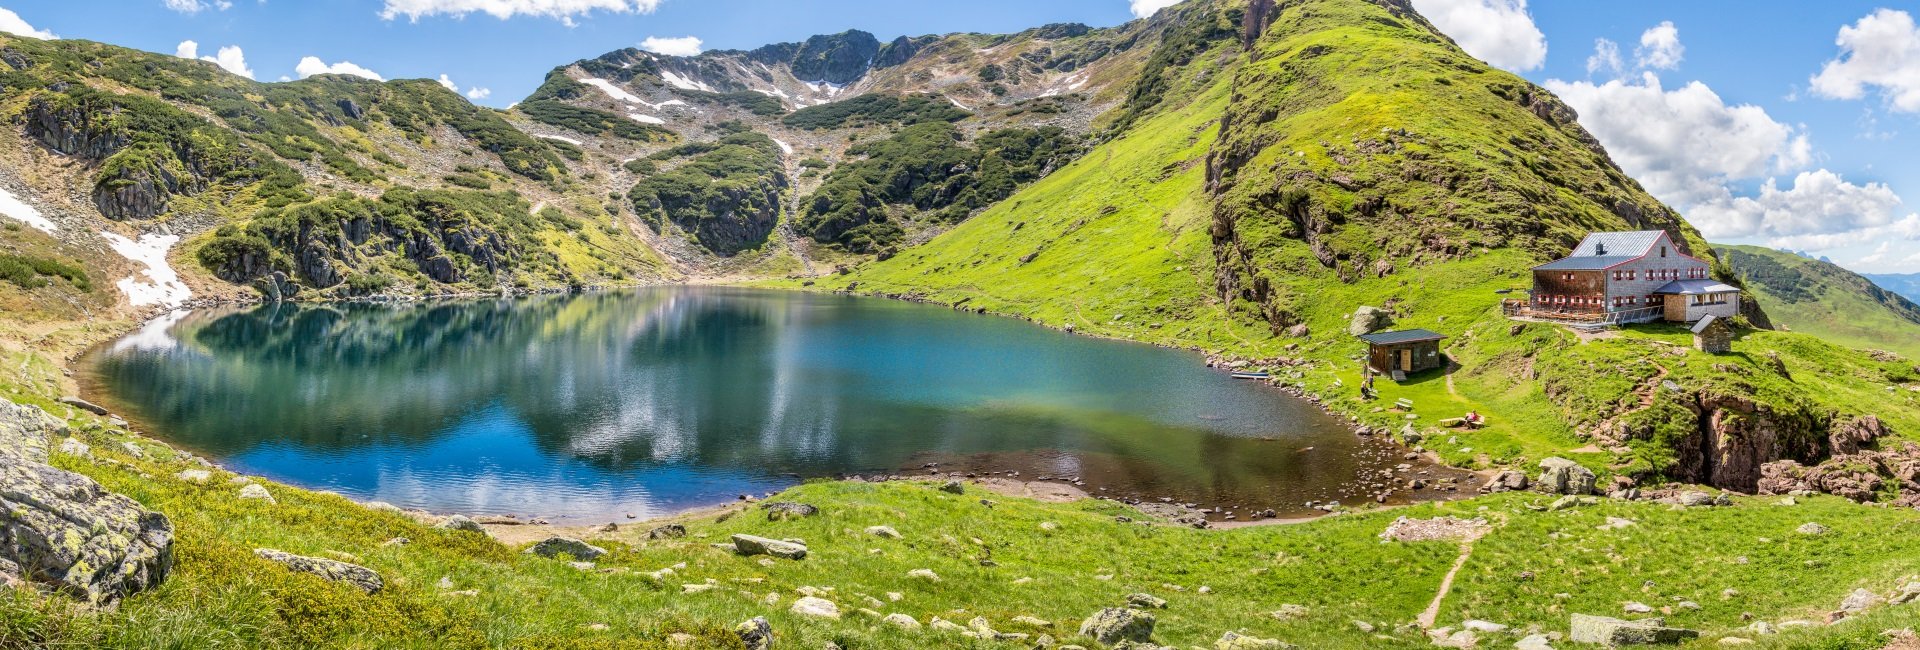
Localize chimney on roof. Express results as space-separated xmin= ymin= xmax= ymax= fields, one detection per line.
xmin=1595 ymin=242 xmax=1607 ymax=256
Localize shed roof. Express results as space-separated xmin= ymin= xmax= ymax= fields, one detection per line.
xmin=1571 ymin=230 xmax=1667 ymax=257
xmin=1357 ymin=329 xmax=1447 ymax=345
xmin=1691 ymin=314 xmax=1725 ymax=334
xmin=1652 ymin=279 xmax=1740 ymax=295
xmin=1533 ymin=255 xmax=1638 ymax=271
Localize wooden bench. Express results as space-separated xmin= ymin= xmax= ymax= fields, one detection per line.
xmin=1393 ymin=398 xmax=1415 ymax=411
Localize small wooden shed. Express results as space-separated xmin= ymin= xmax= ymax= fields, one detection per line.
xmin=1692 ymin=314 xmax=1732 ymax=353
xmin=1359 ymin=329 xmax=1447 ymax=379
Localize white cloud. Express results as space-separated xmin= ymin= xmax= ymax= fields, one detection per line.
xmin=434 ymin=73 xmax=490 ymax=101
xmin=640 ymin=35 xmax=702 ymax=57
xmin=1810 ymin=9 xmax=1920 ymax=112
xmin=1545 ymin=73 xmax=1809 ymax=208
xmin=1687 ymin=170 xmax=1908 ymax=242
xmin=175 ymin=40 xmax=253 ymax=79
xmin=466 ymin=87 xmax=491 ymax=99
xmin=1410 ymin=0 xmax=1547 ymax=72
xmin=1129 ymin=0 xmax=1180 ymax=19
xmin=1634 ymin=21 xmax=1683 ymax=70
xmin=1586 ymin=38 xmax=1622 ymax=76
xmin=379 ymin=0 xmax=660 ymax=22
xmin=0 ymin=7 xmax=55 ymax=39
xmin=162 ymin=0 xmax=232 ymax=13
xmin=295 ymin=56 xmax=383 ymax=81
xmin=437 ymin=73 xmax=457 ymax=91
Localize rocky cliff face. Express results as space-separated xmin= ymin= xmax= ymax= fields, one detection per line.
xmin=0 ymin=399 xmax=174 ymax=607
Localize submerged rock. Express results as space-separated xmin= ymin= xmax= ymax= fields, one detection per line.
xmin=254 ymin=548 xmax=383 ymax=593
xmin=0 ymin=398 xmax=173 ymax=606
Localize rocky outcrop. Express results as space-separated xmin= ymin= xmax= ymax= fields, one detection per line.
xmin=754 ymin=30 xmax=880 ymax=84
xmin=1536 ymin=457 xmax=1595 ymax=495
xmin=253 ymin=549 xmax=383 ymax=593
xmin=1568 ymin=614 xmax=1698 ymax=645
xmin=1758 ymin=440 xmax=1920 ymax=506
xmin=1666 ymin=393 xmax=1850 ymax=492
xmin=526 ymin=537 xmax=607 ymax=561
xmin=0 ymin=399 xmax=173 ymax=606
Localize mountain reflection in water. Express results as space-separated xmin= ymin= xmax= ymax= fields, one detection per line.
xmin=84 ymin=287 xmax=1393 ymax=522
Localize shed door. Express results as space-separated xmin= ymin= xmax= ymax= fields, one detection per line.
xmin=1399 ymin=349 xmax=1412 ymax=372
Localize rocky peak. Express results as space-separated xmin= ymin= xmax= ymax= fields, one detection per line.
xmin=755 ymin=30 xmax=881 ymax=85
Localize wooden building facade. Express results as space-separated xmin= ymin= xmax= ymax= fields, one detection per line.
xmin=1359 ymin=329 xmax=1447 ymax=378
xmin=1518 ymin=230 xmax=1740 ymax=324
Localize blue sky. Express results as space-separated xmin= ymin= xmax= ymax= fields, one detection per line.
xmin=2 ymin=1 xmax=1919 ymax=273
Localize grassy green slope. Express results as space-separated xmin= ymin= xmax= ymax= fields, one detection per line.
xmin=1720 ymin=244 xmax=1920 ymax=359
xmin=797 ymin=0 xmax=1920 ymax=481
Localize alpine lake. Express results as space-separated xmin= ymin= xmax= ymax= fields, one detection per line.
xmin=81 ymin=287 xmax=1453 ymax=523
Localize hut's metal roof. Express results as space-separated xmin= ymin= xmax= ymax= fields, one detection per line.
xmin=1653 ymin=279 xmax=1741 ymax=295
xmin=1357 ymin=329 xmax=1447 ymax=345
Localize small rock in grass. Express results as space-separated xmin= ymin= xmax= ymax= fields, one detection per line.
xmin=1352 ymin=621 xmax=1376 ymax=633
xmin=1623 ymin=602 xmax=1654 ymax=613
xmin=865 ymin=525 xmax=902 ymax=539
xmin=731 ymin=534 xmax=806 ymax=560
xmin=253 ymin=548 xmax=382 ymax=593
xmin=939 ymin=480 xmax=965 ymax=494
xmin=1718 ymin=638 xmax=1754 ymax=646
xmin=1570 ymin=614 xmax=1699 ymax=645
xmin=1426 ymin=628 xmax=1478 ymax=648
xmin=1795 ymin=522 xmax=1829 ymax=535
xmin=790 ymin=596 xmax=840 ymax=619
xmin=884 ymin=613 xmax=921 ymax=629
xmin=1216 ymin=630 xmax=1293 ymax=649
xmin=1078 ymin=607 xmax=1155 ymax=645
xmin=735 ymin=617 xmax=772 ymax=650
xmin=1515 ymin=633 xmax=1554 ymax=650
xmin=1837 ymin=588 xmax=1881 ymax=613
xmin=438 ymin=515 xmax=483 ymax=533
xmin=175 ymin=469 xmax=211 ymax=483
xmin=526 ymin=537 xmax=607 ymax=561
xmin=1462 ymin=620 xmax=1507 ymax=633
xmin=1271 ymin=604 xmax=1309 ymax=620
xmin=1013 ymin=616 xmax=1052 ymax=627
xmin=57 ymin=437 xmax=90 ymax=458
xmin=120 ymin=442 xmax=145 ymax=459
xmin=908 ymin=568 xmax=940 ymax=582
xmin=237 ymin=483 xmax=275 ymax=504
xmin=761 ymin=502 xmax=818 ymax=521
xmin=682 ymin=583 xmax=715 ymax=594
xmin=1127 ymin=593 xmax=1168 ymax=609
xmin=587 ymin=623 xmax=609 ymax=631
xmin=648 ymin=524 xmax=687 ymax=539
xmin=1039 ymin=521 xmax=1059 ymax=531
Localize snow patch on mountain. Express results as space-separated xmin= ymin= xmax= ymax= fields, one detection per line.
xmin=100 ymin=231 xmax=190 ymax=307
xmin=661 ymin=71 xmax=712 ymax=92
xmin=0 ymin=186 xmax=56 ymax=233
xmin=536 ymin=134 xmax=583 ymax=145
xmin=628 ymin=112 xmax=665 ymax=125
xmin=773 ymin=138 xmax=793 ymax=155
xmin=581 ymin=77 xmax=643 ymax=104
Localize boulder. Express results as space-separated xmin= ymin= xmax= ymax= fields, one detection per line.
xmin=647 ymin=524 xmax=687 ymax=539
xmin=731 ymin=534 xmax=806 ymax=560
xmin=526 ymin=537 xmax=607 ymax=561
xmin=1 ymin=398 xmax=173 ymax=606
xmin=1836 ymin=588 xmax=1880 ymax=613
xmin=884 ymin=613 xmax=921 ymax=629
xmin=940 ymin=480 xmax=966 ymax=494
xmin=253 ymin=548 xmax=383 ymax=593
xmin=1536 ymin=458 xmax=1596 ymax=495
xmin=866 ymin=525 xmax=902 ymax=539
xmin=1569 ymin=614 xmax=1699 ymax=646
xmin=735 ymin=616 xmax=773 ymax=650
xmin=56 ymin=396 xmax=109 ymax=416
xmin=1675 ymin=491 xmax=1714 ymax=507
xmin=1348 ymin=306 xmax=1392 ymax=336
xmin=57 ymin=437 xmax=89 ymax=458
xmin=762 ymin=502 xmax=819 ymax=521
xmin=1078 ymin=607 xmax=1155 ymax=644
xmin=1427 ymin=628 xmax=1478 ymax=648
xmin=174 ymin=469 xmax=212 ymax=483
xmin=1794 ymin=522 xmax=1829 ymax=535
xmin=908 ymin=568 xmax=941 ymax=581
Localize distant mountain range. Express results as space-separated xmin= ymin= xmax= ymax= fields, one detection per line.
xmin=1720 ymin=245 xmax=1920 ymax=358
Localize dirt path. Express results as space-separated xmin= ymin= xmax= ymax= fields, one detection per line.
xmin=1417 ymin=533 xmax=1485 ymax=628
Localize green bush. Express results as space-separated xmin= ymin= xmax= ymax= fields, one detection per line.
xmin=0 ymin=254 xmax=91 ymax=291
xmin=781 ymin=94 xmax=968 ymax=130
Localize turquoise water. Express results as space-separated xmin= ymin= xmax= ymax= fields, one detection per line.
xmin=83 ymin=287 xmax=1399 ymax=522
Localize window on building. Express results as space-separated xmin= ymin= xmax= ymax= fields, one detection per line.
xmin=1660 ymin=246 xmax=1668 ymax=258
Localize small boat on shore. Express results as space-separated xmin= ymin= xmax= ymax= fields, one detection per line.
xmin=1230 ymin=371 xmax=1270 ymax=380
